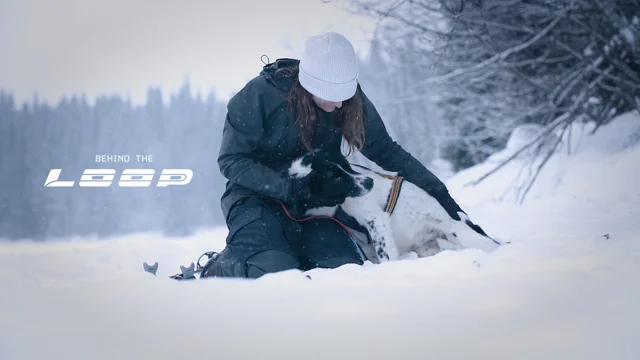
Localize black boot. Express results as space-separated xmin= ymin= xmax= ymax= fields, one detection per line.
xmin=198 ymin=251 xmax=220 ymax=278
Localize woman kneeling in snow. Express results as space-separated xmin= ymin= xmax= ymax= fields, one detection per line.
xmin=203 ymin=32 xmax=467 ymax=278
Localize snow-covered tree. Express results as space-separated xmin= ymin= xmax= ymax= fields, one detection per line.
xmin=341 ymin=0 xmax=639 ymax=198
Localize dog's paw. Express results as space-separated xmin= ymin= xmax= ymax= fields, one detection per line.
xmin=437 ymin=238 xmax=462 ymax=251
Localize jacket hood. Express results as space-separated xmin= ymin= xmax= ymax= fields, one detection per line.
xmin=260 ymin=58 xmax=300 ymax=94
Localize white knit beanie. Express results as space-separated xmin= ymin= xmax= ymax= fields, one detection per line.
xmin=298 ymin=32 xmax=359 ymax=102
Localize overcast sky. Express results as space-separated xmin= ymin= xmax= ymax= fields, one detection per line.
xmin=0 ymin=0 xmax=376 ymax=105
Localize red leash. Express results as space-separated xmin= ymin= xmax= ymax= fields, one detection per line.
xmin=268 ymin=198 xmax=358 ymax=240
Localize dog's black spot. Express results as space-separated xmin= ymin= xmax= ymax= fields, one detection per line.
xmin=377 ymin=247 xmax=389 ymax=259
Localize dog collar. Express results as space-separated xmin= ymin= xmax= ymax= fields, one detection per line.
xmin=384 ymin=175 xmax=405 ymax=215
xmin=351 ymin=163 xmax=405 ymax=215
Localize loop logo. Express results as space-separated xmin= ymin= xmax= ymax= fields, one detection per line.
xmin=44 ymin=169 xmax=193 ymax=187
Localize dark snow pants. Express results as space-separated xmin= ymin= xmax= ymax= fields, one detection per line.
xmin=212 ymin=197 xmax=365 ymax=279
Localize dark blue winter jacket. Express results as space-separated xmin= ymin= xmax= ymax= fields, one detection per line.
xmin=217 ymin=58 xmax=458 ymax=220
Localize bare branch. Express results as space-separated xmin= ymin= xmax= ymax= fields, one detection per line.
xmin=463 ymin=111 xmax=571 ymax=187
xmin=517 ymin=121 xmax=571 ymax=204
xmin=407 ymin=15 xmax=564 ymax=88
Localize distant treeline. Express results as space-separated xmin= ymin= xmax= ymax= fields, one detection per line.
xmin=0 ymin=85 xmax=230 ymax=240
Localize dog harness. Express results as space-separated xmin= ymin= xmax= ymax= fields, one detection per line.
xmin=351 ymin=164 xmax=405 ymax=215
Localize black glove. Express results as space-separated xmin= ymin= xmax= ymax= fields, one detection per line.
xmin=464 ymin=218 xmax=489 ymax=237
xmin=428 ymin=188 xmax=464 ymax=221
xmin=288 ymin=177 xmax=346 ymax=208
xmin=288 ymin=177 xmax=313 ymax=202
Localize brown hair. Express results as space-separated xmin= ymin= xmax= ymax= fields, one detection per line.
xmin=275 ymin=66 xmax=365 ymax=156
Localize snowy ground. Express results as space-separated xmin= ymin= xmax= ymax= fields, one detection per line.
xmin=2 ymin=112 xmax=640 ymax=360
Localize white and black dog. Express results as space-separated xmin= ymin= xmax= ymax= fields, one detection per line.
xmin=288 ymin=151 xmax=503 ymax=263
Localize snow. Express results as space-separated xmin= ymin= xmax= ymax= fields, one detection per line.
xmin=621 ymin=27 xmax=635 ymax=47
xmin=447 ymin=111 xmax=640 ymax=206
xmin=2 ymin=112 xmax=640 ymax=359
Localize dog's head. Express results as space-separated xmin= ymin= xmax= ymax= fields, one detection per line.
xmin=288 ymin=151 xmax=373 ymax=199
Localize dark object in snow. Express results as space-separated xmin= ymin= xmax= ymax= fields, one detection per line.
xmin=149 ymin=252 xmax=220 ymax=281
xmin=143 ymin=262 xmax=158 ymax=275
xmin=198 ymin=251 xmax=220 ymax=278
xmin=305 ymin=275 xmax=312 ymax=280
xmin=603 ymin=233 xmax=610 ymax=240
xmin=169 ymin=262 xmax=197 ymax=281
xmin=143 ymin=252 xmax=222 ymax=281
